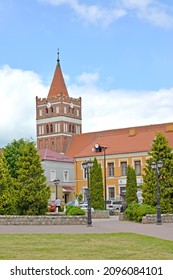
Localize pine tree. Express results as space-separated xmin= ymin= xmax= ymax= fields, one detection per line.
xmin=0 ymin=152 xmax=17 ymax=215
xmin=126 ymin=165 xmax=138 ymax=205
xmin=142 ymin=133 xmax=173 ymax=213
xmin=15 ymin=141 xmax=50 ymax=215
xmin=90 ymin=158 xmax=104 ymax=210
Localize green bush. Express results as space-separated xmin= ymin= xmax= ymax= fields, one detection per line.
xmin=125 ymin=203 xmax=156 ymax=222
xmin=125 ymin=203 xmax=139 ymax=221
xmin=136 ymin=204 xmax=156 ymax=222
xmin=66 ymin=205 xmax=85 ymax=216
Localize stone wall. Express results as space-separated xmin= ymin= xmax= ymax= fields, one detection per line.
xmin=92 ymin=210 xmax=109 ymax=219
xmin=0 ymin=215 xmax=87 ymax=225
xmin=142 ymin=214 xmax=173 ymax=224
xmin=0 ymin=211 xmax=109 ymax=225
xmin=119 ymin=213 xmax=173 ymax=223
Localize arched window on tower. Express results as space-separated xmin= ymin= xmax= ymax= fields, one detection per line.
xmin=50 ymin=107 xmax=53 ymax=113
xmin=45 ymin=108 xmax=48 ymax=114
xmin=69 ymin=124 xmax=72 ymax=133
xmin=46 ymin=124 xmax=49 ymax=133
xmin=72 ymin=124 xmax=75 ymax=133
xmin=50 ymin=124 xmax=53 ymax=133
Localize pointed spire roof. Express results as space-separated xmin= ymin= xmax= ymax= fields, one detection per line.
xmin=48 ymin=51 xmax=69 ymax=98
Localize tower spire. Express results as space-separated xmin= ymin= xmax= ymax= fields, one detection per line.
xmin=47 ymin=50 xmax=69 ymax=97
xmin=57 ymin=48 xmax=60 ymax=65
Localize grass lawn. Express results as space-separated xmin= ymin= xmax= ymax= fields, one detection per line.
xmin=0 ymin=233 xmax=173 ymax=260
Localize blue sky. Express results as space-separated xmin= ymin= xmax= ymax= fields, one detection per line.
xmin=0 ymin=0 xmax=173 ymax=147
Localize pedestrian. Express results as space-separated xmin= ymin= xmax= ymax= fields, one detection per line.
xmin=56 ymin=198 xmax=61 ymax=212
xmin=120 ymin=201 xmax=128 ymax=213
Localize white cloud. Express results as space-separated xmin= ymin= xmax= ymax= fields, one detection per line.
xmin=0 ymin=65 xmax=173 ymax=148
xmin=119 ymin=0 xmax=173 ymax=28
xmin=0 ymin=65 xmax=48 ymax=147
xmin=68 ymin=80 xmax=173 ymax=133
xmin=39 ymin=0 xmax=173 ymax=28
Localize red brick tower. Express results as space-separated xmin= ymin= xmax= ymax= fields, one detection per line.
xmin=36 ymin=53 xmax=82 ymax=153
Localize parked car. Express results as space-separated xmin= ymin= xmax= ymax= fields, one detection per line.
xmin=105 ymin=199 xmax=123 ymax=211
xmin=48 ymin=200 xmax=56 ymax=212
xmin=67 ymin=200 xmax=79 ymax=206
xmin=79 ymin=202 xmax=94 ymax=212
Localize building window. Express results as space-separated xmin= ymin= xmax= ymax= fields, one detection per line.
xmin=46 ymin=124 xmax=49 ymax=133
xmin=72 ymin=124 xmax=75 ymax=133
xmin=108 ymin=186 xmax=115 ymax=199
xmin=50 ymin=170 xmax=56 ymax=181
xmin=38 ymin=126 xmax=42 ymax=135
xmin=134 ymin=160 xmax=141 ymax=176
xmin=39 ymin=109 xmax=42 ymax=117
xmin=120 ymin=186 xmax=126 ymax=200
xmin=50 ymin=107 xmax=53 ymax=113
xmin=108 ymin=163 xmax=114 ymax=177
xmin=50 ymin=124 xmax=53 ymax=133
xmin=56 ymin=106 xmax=59 ymax=113
xmin=69 ymin=124 xmax=72 ymax=132
xmin=121 ymin=162 xmax=127 ymax=176
xmin=63 ymin=170 xmax=69 ymax=182
xmin=64 ymin=107 xmax=67 ymax=114
xmin=45 ymin=108 xmax=48 ymax=114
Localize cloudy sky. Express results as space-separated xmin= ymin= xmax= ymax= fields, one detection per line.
xmin=0 ymin=0 xmax=173 ymax=148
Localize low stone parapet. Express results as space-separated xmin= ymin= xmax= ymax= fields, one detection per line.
xmin=142 ymin=214 xmax=173 ymax=224
xmin=92 ymin=210 xmax=109 ymax=219
xmin=0 ymin=215 xmax=87 ymax=225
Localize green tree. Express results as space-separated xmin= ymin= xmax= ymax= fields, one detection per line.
xmin=3 ymin=138 xmax=26 ymax=179
xmin=0 ymin=152 xmax=17 ymax=215
xmin=90 ymin=158 xmax=104 ymax=210
xmin=126 ymin=165 xmax=138 ymax=205
xmin=14 ymin=141 xmax=50 ymax=215
xmin=142 ymin=133 xmax=173 ymax=213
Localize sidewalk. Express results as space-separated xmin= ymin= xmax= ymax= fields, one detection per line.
xmin=0 ymin=216 xmax=173 ymax=241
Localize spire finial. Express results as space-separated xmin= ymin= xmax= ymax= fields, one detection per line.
xmin=57 ymin=48 xmax=60 ymax=65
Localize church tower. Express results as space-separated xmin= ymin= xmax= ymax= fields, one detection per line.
xmin=36 ymin=53 xmax=82 ymax=154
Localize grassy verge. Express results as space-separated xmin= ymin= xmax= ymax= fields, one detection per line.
xmin=0 ymin=233 xmax=173 ymax=260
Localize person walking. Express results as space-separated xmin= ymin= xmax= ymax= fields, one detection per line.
xmin=56 ymin=198 xmax=61 ymax=212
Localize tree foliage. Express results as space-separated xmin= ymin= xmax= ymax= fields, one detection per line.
xmin=142 ymin=133 xmax=173 ymax=213
xmin=3 ymin=138 xmax=26 ymax=179
xmin=90 ymin=158 xmax=104 ymax=210
xmin=0 ymin=152 xmax=17 ymax=215
xmin=126 ymin=165 xmax=138 ymax=205
xmin=1 ymin=139 xmax=50 ymax=215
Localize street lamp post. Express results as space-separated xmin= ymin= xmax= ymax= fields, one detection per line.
xmin=82 ymin=160 xmax=94 ymax=227
xmin=53 ymin=179 xmax=60 ymax=200
xmin=93 ymin=144 xmax=107 ymax=208
xmin=151 ymin=161 xmax=163 ymax=225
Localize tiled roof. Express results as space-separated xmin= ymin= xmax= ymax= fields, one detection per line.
xmin=48 ymin=62 xmax=69 ymax=98
xmin=65 ymin=122 xmax=173 ymax=158
xmin=38 ymin=148 xmax=74 ymax=163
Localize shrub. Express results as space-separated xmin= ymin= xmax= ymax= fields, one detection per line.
xmin=136 ymin=204 xmax=156 ymax=222
xmin=125 ymin=203 xmax=139 ymax=221
xmin=124 ymin=203 xmax=156 ymax=222
xmin=66 ymin=205 xmax=85 ymax=216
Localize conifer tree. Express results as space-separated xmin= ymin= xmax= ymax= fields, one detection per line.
xmin=142 ymin=133 xmax=173 ymax=213
xmin=0 ymin=152 xmax=17 ymax=214
xmin=90 ymin=158 xmax=104 ymax=210
xmin=126 ymin=165 xmax=138 ymax=205
xmin=14 ymin=141 xmax=50 ymax=215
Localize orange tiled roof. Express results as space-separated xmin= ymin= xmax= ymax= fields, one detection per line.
xmin=48 ymin=62 xmax=69 ymax=98
xmin=65 ymin=122 xmax=173 ymax=158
